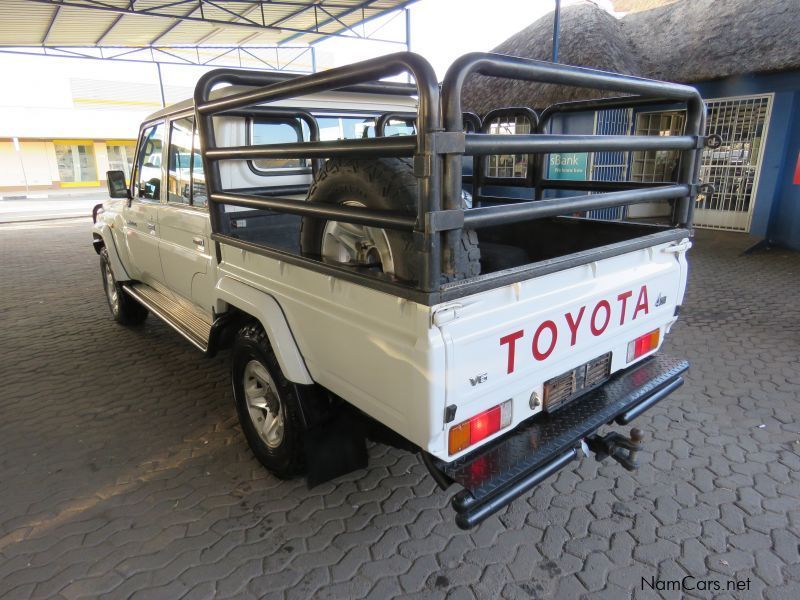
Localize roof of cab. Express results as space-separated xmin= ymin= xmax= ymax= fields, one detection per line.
xmin=145 ymin=80 xmax=419 ymax=122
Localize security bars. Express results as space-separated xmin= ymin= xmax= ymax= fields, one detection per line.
xmin=193 ymin=51 xmax=706 ymax=298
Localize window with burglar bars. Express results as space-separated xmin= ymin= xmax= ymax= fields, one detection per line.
xmin=630 ymin=111 xmax=686 ymax=182
xmin=695 ymin=95 xmax=772 ymax=232
xmin=587 ymin=108 xmax=633 ymax=220
xmin=487 ymin=116 xmax=531 ymax=178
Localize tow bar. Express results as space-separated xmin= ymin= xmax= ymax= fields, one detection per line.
xmin=585 ymin=428 xmax=645 ymax=471
xmin=428 ymin=355 xmax=688 ymax=529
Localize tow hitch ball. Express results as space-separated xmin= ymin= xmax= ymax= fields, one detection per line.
xmin=585 ymin=428 xmax=645 ymax=471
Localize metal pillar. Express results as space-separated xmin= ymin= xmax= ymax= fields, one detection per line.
xmin=405 ymin=8 xmax=411 ymax=51
xmin=552 ymin=0 xmax=561 ymax=63
xmin=405 ymin=8 xmax=411 ymax=83
xmin=156 ymin=62 xmax=166 ymax=107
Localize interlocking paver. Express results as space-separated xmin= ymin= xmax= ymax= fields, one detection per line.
xmin=1 ymin=219 xmax=799 ymax=599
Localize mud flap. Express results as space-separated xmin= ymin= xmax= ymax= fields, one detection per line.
xmin=304 ymin=412 xmax=368 ymax=488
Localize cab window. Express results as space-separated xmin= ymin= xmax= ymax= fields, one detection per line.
xmin=318 ymin=116 xmax=377 ymax=140
xmin=134 ymin=123 xmax=164 ymax=201
xmin=250 ymin=119 xmax=304 ymax=172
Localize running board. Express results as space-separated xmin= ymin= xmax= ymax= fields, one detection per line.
xmin=122 ymin=283 xmax=211 ymax=352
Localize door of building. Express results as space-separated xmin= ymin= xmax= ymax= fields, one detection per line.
xmin=695 ymin=95 xmax=773 ymax=232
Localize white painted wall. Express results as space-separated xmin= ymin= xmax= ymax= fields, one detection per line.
xmin=0 ymin=54 xmax=201 ymax=140
xmin=0 ymin=141 xmax=55 ymax=188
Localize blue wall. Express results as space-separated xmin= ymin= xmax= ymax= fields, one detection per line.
xmin=694 ymin=71 xmax=800 ymax=248
xmin=537 ymin=72 xmax=800 ymax=248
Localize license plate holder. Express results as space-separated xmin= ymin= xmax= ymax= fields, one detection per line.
xmin=543 ymin=352 xmax=612 ymax=412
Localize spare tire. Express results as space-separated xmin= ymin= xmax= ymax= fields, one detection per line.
xmin=299 ymin=158 xmax=480 ymax=284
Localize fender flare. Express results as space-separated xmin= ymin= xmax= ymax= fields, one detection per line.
xmin=92 ymin=221 xmax=132 ymax=281
xmin=215 ymin=276 xmax=314 ymax=385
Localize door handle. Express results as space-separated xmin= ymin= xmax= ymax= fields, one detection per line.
xmin=126 ymin=220 xmax=138 ymax=227
xmin=147 ymin=222 xmax=156 ymax=232
xmin=192 ymin=237 xmax=205 ymax=248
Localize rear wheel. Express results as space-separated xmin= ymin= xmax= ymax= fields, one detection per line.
xmin=300 ymin=158 xmax=480 ymax=283
xmin=100 ymin=247 xmax=148 ymax=325
xmin=231 ymin=322 xmax=306 ymax=479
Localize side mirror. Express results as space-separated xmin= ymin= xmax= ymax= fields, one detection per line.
xmin=106 ymin=170 xmax=130 ymax=199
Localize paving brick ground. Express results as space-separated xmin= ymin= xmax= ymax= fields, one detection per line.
xmin=1 ymin=218 xmax=799 ymax=599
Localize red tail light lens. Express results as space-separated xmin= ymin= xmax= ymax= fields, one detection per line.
xmin=627 ymin=328 xmax=660 ymax=362
xmin=449 ymin=400 xmax=512 ymax=455
xmin=469 ymin=405 xmax=501 ymax=445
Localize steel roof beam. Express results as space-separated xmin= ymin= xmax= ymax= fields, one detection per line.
xmin=0 ymin=45 xmax=314 ymax=71
xmin=23 ymin=0 xmax=403 ymax=43
xmin=282 ymin=0 xmax=415 ymax=45
xmin=148 ymin=1 xmax=201 ymax=45
xmin=316 ymin=4 xmax=363 ymax=39
xmin=41 ymin=5 xmax=61 ymax=44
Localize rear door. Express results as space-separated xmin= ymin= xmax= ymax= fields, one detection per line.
xmin=124 ymin=122 xmax=165 ymax=285
xmin=158 ymin=114 xmax=213 ymax=313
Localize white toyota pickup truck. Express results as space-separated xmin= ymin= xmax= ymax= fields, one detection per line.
xmin=92 ymin=52 xmax=705 ymax=528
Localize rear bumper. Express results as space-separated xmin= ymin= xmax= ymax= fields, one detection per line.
xmin=428 ymin=353 xmax=688 ymax=529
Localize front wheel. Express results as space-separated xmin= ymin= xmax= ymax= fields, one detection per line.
xmin=231 ymin=322 xmax=306 ymax=479
xmin=100 ymin=247 xmax=148 ymax=325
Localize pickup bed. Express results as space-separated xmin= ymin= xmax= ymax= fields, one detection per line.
xmin=93 ymin=51 xmax=704 ymax=528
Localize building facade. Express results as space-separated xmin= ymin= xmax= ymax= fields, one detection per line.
xmin=0 ymin=54 xmax=196 ymax=193
xmin=462 ymin=0 xmax=800 ymax=250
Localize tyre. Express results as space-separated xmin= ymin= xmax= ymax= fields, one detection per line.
xmin=100 ymin=247 xmax=148 ymax=325
xmin=299 ymin=158 xmax=481 ymax=283
xmin=231 ymin=322 xmax=306 ymax=479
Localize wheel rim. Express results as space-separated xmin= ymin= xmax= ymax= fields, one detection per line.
xmin=321 ymin=200 xmax=395 ymax=275
xmin=103 ymin=262 xmax=119 ymax=315
xmin=243 ymin=359 xmax=284 ymax=449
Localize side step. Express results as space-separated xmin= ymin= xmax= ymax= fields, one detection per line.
xmin=122 ymin=283 xmax=211 ymax=352
xmin=431 ymin=354 xmax=689 ymax=529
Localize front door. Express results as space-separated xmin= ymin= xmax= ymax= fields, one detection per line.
xmin=158 ymin=115 xmax=213 ymax=313
xmin=124 ymin=122 xmax=166 ymax=285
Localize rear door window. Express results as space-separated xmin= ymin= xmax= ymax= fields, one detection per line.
xmin=167 ymin=117 xmax=194 ymax=204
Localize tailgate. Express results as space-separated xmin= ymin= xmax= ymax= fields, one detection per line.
xmin=434 ymin=237 xmax=690 ymax=460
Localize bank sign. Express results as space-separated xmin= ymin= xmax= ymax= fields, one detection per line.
xmin=548 ymin=152 xmax=588 ymax=180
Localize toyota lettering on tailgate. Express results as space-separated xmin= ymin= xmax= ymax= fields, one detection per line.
xmin=500 ymin=285 xmax=650 ymax=374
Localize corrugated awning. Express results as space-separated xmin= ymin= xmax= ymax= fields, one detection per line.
xmin=0 ymin=0 xmax=413 ymax=48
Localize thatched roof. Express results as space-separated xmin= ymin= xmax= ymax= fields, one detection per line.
xmin=463 ymin=0 xmax=800 ymax=115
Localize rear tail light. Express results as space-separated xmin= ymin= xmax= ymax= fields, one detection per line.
xmin=627 ymin=328 xmax=660 ymax=362
xmin=449 ymin=400 xmax=512 ymax=455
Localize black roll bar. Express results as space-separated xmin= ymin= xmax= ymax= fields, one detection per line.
xmin=441 ymin=52 xmax=705 ymax=238
xmin=461 ymin=112 xmax=482 ymax=133
xmin=534 ymin=94 xmax=706 ymax=221
xmin=193 ymin=51 xmax=704 ymax=296
xmin=205 ymin=136 xmax=417 ymax=161
xmin=375 ymin=112 xmax=416 ymax=137
xmin=465 ymin=133 xmax=697 ymax=154
xmin=211 ymin=192 xmax=417 ymax=230
xmin=232 ymin=106 xmax=322 ymax=175
xmin=463 ymin=185 xmax=688 ymax=229
xmin=194 ymin=52 xmax=443 ymax=290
